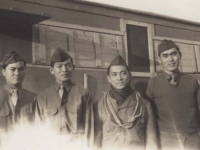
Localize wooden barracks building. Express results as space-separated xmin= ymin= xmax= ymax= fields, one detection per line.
xmin=1 ymin=0 xmax=200 ymax=101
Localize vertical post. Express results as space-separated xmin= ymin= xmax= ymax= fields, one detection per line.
xmin=84 ymin=73 xmax=88 ymax=89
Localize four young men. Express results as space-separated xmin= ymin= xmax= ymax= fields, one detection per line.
xmin=0 ymin=40 xmax=200 ymax=149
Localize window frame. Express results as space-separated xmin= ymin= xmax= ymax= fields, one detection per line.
xmin=31 ymin=20 xmax=125 ymax=70
xmin=123 ymin=20 xmax=155 ymax=77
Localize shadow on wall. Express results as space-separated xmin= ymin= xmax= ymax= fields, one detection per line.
xmin=130 ymin=76 xmax=149 ymax=97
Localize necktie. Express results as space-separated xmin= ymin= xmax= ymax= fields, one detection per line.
xmin=11 ymin=90 xmax=18 ymax=106
xmin=170 ymin=75 xmax=177 ymax=85
xmin=59 ymin=85 xmax=64 ymax=99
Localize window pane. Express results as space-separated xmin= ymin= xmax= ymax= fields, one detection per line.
xmin=127 ymin=24 xmax=150 ymax=72
xmin=0 ymin=22 xmax=32 ymax=63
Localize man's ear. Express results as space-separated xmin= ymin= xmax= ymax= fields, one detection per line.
xmin=49 ymin=67 xmax=54 ymax=75
xmin=2 ymin=69 xmax=5 ymax=77
xmin=179 ymin=51 xmax=182 ymax=59
xmin=129 ymin=72 xmax=132 ymax=77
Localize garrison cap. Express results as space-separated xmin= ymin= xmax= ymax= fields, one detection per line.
xmin=107 ymin=55 xmax=129 ymax=74
xmin=2 ymin=51 xmax=25 ymax=66
xmin=158 ymin=40 xmax=179 ymax=56
xmin=51 ymin=47 xmax=72 ymax=63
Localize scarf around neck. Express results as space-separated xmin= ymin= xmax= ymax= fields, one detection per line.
xmin=109 ymin=85 xmax=133 ymax=105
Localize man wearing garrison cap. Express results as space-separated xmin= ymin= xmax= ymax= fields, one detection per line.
xmin=146 ymin=40 xmax=200 ymax=150
xmin=93 ymin=55 xmax=159 ymax=150
xmin=0 ymin=51 xmax=36 ymax=132
xmin=35 ymin=48 xmax=93 ymax=146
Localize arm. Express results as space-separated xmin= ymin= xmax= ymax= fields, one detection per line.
xmin=34 ymin=96 xmax=45 ymax=125
xmin=83 ymin=91 xmax=94 ymax=148
xmin=196 ymin=79 xmax=200 ymax=127
xmin=145 ymin=101 xmax=160 ymax=150
xmin=145 ymin=80 xmax=153 ymax=101
xmin=93 ymin=100 xmax=103 ymax=150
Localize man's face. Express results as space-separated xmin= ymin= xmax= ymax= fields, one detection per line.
xmin=107 ymin=65 xmax=131 ymax=90
xmin=158 ymin=47 xmax=181 ymax=75
xmin=50 ymin=59 xmax=74 ymax=84
xmin=2 ymin=61 xmax=26 ymax=87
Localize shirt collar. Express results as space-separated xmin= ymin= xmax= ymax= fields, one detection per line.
xmin=4 ymin=84 xmax=22 ymax=96
xmin=163 ymin=70 xmax=180 ymax=82
xmin=54 ymin=81 xmax=74 ymax=93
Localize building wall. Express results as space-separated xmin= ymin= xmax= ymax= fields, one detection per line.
xmin=1 ymin=0 xmax=200 ymax=101
xmin=0 ymin=67 xmax=148 ymax=102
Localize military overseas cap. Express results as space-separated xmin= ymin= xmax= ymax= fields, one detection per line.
xmin=51 ymin=47 xmax=72 ymax=64
xmin=107 ymin=55 xmax=129 ymax=75
xmin=158 ymin=40 xmax=180 ymax=56
xmin=2 ymin=51 xmax=25 ymax=66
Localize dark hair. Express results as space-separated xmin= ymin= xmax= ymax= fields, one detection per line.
xmin=2 ymin=60 xmax=26 ymax=70
xmin=50 ymin=57 xmax=74 ymax=67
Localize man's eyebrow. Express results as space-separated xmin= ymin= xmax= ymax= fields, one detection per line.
xmin=162 ymin=51 xmax=177 ymax=55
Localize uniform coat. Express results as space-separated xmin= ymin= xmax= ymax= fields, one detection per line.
xmin=0 ymin=85 xmax=36 ymax=132
xmin=94 ymin=91 xmax=158 ymax=150
xmin=35 ymin=83 xmax=94 ymax=145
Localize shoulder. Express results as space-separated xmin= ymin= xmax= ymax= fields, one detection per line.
xmin=22 ymin=89 xmax=36 ymax=97
xmin=148 ymin=74 xmax=164 ymax=83
xmin=0 ymin=86 xmax=8 ymax=103
xmin=180 ymin=74 xmax=198 ymax=84
xmin=147 ymin=74 xmax=165 ymax=90
xmin=71 ymin=84 xmax=90 ymax=95
xmin=0 ymin=86 xmax=6 ymax=94
xmin=134 ymin=91 xmax=151 ymax=108
xmin=93 ymin=91 xmax=108 ymax=108
xmin=37 ymin=85 xmax=55 ymax=96
xmin=180 ymin=73 xmax=196 ymax=80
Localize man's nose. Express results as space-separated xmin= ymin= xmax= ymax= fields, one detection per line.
xmin=168 ymin=55 xmax=174 ymax=61
xmin=14 ymin=69 xmax=20 ymax=75
xmin=61 ymin=65 xmax=68 ymax=71
xmin=117 ymin=74 xmax=122 ymax=80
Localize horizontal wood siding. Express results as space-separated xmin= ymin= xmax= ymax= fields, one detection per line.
xmin=155 ymin=25 xmax=200 ymax=41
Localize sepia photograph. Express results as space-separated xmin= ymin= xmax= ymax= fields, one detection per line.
xmin=0 ymin=0 xmax=200 ymax=149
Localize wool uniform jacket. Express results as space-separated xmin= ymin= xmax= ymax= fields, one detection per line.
xmin=0 ymin=85 xmax=36 ymax=132
xmin=93 ymin=91 xmax=158 ymax=150
xmin=35 ymin=83 xmax=94 ymax=146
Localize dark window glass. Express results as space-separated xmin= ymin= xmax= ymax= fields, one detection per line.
xmin=127 ymin=24 xmax=150 ymax=72
xmin=0 ymin=22 xmax=32 ymax=63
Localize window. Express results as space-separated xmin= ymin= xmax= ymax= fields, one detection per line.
xmin=127 ymin=24 xmax=150 ymax=72
xmin=124 ymin=20 xmax=155 ymax=77
xmin=33 ymin=23 xmax=124 ymax=69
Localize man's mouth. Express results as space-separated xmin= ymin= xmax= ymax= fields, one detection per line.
xmin=61 ymin=74 xmax=69 ymax=77
xmin=168 ymin=63 xmax=176 ymax=67
xmin=117 ymin=82 xmax=124 ymax=85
